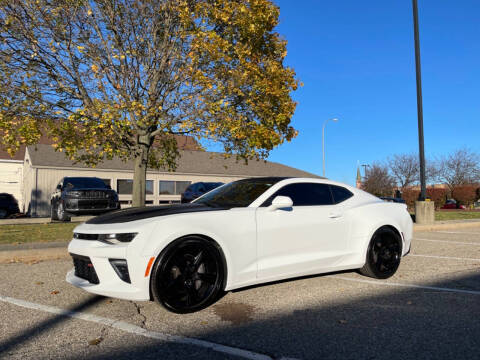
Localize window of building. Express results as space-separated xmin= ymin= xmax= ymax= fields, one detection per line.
xmin=146 ymin=180 xmax=154 ymax=195
xmin=330 ymin=185 xmax=353 ymax=204
xmin=117 ymin=179 xmax=133 ymax=194
xmin=175 ymin=181 xmax=191 ymax=195
xmin=101 ymin=179 xmax=111 ymax=187
xmin=159 ymin=181 xmax=175 ymax=195
xmin=117 ymin=179 xmax=153 ymax=195
xmin=263 ymin=183 xmax=334 ymax=206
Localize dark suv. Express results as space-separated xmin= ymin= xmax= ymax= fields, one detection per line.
xmin=51 ymin=177 xmax=119 ymax=221
xmin=0 ymin=193 xmax=20 ymax=218
xmin=181 ymin=182 xmax=223 ymax=203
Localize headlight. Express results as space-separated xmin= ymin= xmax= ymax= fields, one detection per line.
xmin=98 ymin=233 xmax=138 ymax=244
xmin=67 ymin=190 xmax=83 ymax=197
xmin=73 ymin=232 xmax=137 ymax=244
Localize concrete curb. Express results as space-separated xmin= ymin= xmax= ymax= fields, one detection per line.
xmin=414 ymin=220 xmax=480 ymax=232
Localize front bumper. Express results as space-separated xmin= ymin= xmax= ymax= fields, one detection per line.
xmin=66 ymin=239 xmax=151 ymax=301
xmin=64 ymin=198 xmax=119 ymax=214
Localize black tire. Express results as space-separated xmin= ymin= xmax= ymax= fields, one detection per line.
xmin=151 ymin=236 xmax=225 ymax=314
xmin=359 ymin=227 xmax=402 ymax=279
xmin=50 ymin=202 xmax=58 ymax=221
xmin=56 ymin=201 xmax=71 ymax=222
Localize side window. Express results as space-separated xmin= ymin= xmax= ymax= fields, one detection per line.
xmin=330 ymin=185 xmax=353 ymax=204
xmin=197 ymin=183 xmax=206 ymax=192
xmin=262 ymin=183 xmax=334 ymax=206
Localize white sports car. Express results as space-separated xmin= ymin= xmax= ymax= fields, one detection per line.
xmin=67 ymin=177 xmax=412 ymax=313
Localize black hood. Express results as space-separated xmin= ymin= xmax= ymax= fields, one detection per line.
xmin=86 ymin=203 xmax=230 ymax=224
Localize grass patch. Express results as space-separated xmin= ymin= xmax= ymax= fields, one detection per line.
xmin=0 ymin=223 xmax=77 ymax=245
xmin=435 ymin=211 xmax=480 ymax=221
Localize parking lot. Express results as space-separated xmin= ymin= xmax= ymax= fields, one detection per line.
xmin=1 ymin=227 xmax=479 ymax=360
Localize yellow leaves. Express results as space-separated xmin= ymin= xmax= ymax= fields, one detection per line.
xmin=87 ymin=9 xmax=92 ymax=16
xmin=91 ymin=64 xmax=99 ymax=73
xmin=77 ymin=46 xmax=85 ymax=52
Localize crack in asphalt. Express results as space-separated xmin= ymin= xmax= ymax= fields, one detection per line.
xmin=131 ymin=301 xmax=147 ymax=329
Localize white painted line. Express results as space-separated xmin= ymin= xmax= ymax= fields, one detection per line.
xmin=414 ymin=238 xmax=480 ymax=246
xmin=333 ymin=276 xmax=480 ymax=295
xmin=433 ymin=231 xmax=480 ymax=235
xmin=0 ymin=295 xmax=273 ymax=360
xmin=410 ymin=254 xmax=480 ymax=262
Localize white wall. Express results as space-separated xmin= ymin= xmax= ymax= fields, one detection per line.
xmin=0 ymin=160 xmax=23 ymax=211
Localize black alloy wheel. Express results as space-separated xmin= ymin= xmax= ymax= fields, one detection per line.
xmin=151 ymin=237 xmax=225 ymax=313
xmin=360 ymin=227 xmax=402 ymax=279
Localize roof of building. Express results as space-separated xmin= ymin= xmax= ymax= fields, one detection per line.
xmin=0 ymin=134 xmax=200 ymax=161
xmin=27 ymin=144 xmax=319 ymax=178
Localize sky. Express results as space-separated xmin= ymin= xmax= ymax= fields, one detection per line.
xmin=239 ymin=0 xmax=480 ymax=186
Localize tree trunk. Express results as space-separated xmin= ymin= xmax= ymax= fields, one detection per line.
xmin=132 ymin=144 xmax=150 ymax=207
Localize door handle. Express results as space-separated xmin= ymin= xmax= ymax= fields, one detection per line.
xmin=329 ymin=212 xmax=342 ymax=219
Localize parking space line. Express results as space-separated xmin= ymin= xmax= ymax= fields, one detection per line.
xmin=0 ymin=295 xmax=274 ymax=360
xmin=414 ymin=238 xmax=480 ymax=246
xmin=410 ymin=254 xmax=480 ymax=261
xmin=333 ymin=276 xmax=480 ymax=295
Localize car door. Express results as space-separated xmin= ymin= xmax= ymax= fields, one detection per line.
xmin=255 ymin=182 xmax=350 ymax=280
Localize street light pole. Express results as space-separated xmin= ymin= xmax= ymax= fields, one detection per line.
xmin=322 ymin=117 xmax=338 ymax=177
xmin=412 ymin=0 xmax=427 ymax=201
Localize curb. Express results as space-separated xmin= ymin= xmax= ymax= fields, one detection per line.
xmin=414 ymin=221 xmax=480 ymax=232
xmin=0 ymin=216 xmax=92 ymax=226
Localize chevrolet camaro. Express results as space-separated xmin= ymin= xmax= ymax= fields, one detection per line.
xmin=67 ymin=177 xmax=412 ymax=313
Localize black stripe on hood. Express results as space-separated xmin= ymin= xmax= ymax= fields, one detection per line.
xmin=86 ymin=203 xmax=230 ymax=224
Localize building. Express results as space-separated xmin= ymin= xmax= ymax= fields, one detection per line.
xmin=0 ymin=135 xmax=200 ymax=213
xmin=22 ymin=144 xmax=317 ymax=217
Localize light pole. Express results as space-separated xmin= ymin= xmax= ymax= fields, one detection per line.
xmin=322 ymin=117 xmax=338 ymax=177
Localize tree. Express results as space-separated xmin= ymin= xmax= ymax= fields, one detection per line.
xmin=388 ymin=153 xmax=419 ymax=191
xmin=437 ymin=148 xmax=480 ymax=193
xmin=0 ymin=0 xmax=299 ymax=206
xmin=362 ymin=163 xmax=395 ymax=197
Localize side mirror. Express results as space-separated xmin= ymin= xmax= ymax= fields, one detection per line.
xmin=56 ymin=184 xmax=62 ymax=191
xmin=268 ymin=196 xmax=293 ymax=211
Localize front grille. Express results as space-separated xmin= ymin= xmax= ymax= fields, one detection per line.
xmin=77 ymin=200 xmax=109 ymax=210
xmin=71 ymin=254 xmax=99 ymax=284
xmin=84 ymin=191 xmax=106 ymax=199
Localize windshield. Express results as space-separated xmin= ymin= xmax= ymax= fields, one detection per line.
xmin=194 ymin=178 xmax=284 ymax=207
xmin=204 ymin=182 xmax=223 ymax=191
xmin=64 ymin=177 xmax=108 ymax=189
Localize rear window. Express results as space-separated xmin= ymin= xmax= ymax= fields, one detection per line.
xmin=0 ymin=194 xmax=14 ymax=201
xmin=330 ymin=185 xmax=353 ymax=204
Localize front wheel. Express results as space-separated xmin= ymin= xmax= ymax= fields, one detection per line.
xmin=151 ymin=236 xmax=225 ymax=313
xmin=56 ymin=202 xmax=71 ymax=222
xmin=360 ymin=227 xmax=402 ymax=279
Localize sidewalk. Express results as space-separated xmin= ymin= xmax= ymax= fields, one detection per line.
xmin=0 ymin=216 xmax=92 ymax=225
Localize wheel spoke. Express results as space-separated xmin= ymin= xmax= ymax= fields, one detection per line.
xmin=198 ymin=272 xmax=217 ymax=284
xmin=193 ymin=250 xmax=204 ymax=269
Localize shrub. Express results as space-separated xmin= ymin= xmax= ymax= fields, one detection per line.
xmin=426 ymin=188 xmax=448 ymax=209
xmin=452 ymin=185 xmax=478 ymax=207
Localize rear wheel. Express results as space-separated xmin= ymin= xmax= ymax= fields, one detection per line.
xmin=151 ymin=236 xmax=225 ymax=313
xmin=360 ymin=227 xmax=402 ymax=279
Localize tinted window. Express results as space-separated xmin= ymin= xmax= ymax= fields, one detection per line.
xmin=117 ymin=179 xmax=133 ymax=194
xmin=330 ymin=185 xmax=353 ymax=204
xmin=263 ymin=183 xmax=333 ymax=206
xmin=195 ymin=178 xmax=279 ymax=207
xmin=64 ymin=177 xmax=108 ymax=189
xmin=146 ymin=180 xmax=154 ymax=195
xmin=101 ymin=179 xmax=111 ymax=187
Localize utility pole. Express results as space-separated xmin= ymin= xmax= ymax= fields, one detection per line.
xmin=412 ymin=0 xmax=427 ymax=201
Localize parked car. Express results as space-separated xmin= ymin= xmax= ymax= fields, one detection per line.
xmin=441 ymin=199 xmax=466 ymax=210
xmin=180 ymin=182 xmax=224 ymax=203
xmin=67 ymin=177 xmax=412 ymax=313
xmin=0 ymin=193 xmax=20 ymax=218
xmin=380 ymin=197 xmax=406 ymax=204
xmin=51 ymin=177 xmax=120 ymax=221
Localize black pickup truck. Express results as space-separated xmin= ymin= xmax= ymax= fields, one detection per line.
xmin=50 ymin=177 xmax=120 ymax=221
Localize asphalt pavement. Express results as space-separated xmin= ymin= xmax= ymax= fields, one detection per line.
xmin=0 ymin=227 xmax=479 ymax=359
